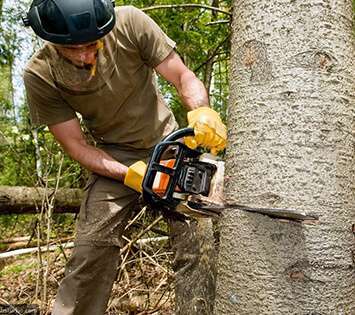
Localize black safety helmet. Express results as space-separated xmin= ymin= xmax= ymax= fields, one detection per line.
xmin=23 ymin=0 xmax=116 ymax=45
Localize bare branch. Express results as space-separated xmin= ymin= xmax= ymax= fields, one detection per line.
xmin=0 ymin=241 xmax=74 ymax=259
xmin=194 ymin=35 xmax=229 ymax=73
xmin=206 ymin=19 xmax=230 ymax=26
xmin=120 ymin=215 xmax=164 ymax=254
xmin=142 ymin=4 xmax=231 ymax=16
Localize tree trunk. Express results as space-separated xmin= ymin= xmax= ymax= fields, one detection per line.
xmin=0 ymin=0 xmax=15 ymax=118
xmin=31 ymin=128 xmax=43 ymax=180
xmin=215 ymin=1 xmax=354 ymax=314
xmin=170 ymin=218 xmax=217 ymax=315
xmin=0 ymin=186 xmax=82 ymax=214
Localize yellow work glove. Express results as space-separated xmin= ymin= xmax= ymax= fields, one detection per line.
xmin=185 ymin=107 xmax=227 ymax=155
xmin=124 ymin=161 xmax=147 ymax=193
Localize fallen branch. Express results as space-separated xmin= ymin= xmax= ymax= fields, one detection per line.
xmin=0 ymin=236 xmax=31 ymax=244
xmin=121 ymin=215 xmax=164 ymax=254
xmin=0 ymin=236 xmax=168 ymax=260
xmin=0 ymin=186 xmax=82 ymax=214
xmin=136 ymin=236 xmax=168 ymax=246
xmin=0 ymin=242 xmax=75 ymax=260
xmin=0 ymin=236 xmax=74 ymax=251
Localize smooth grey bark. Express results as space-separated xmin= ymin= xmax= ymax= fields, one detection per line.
xmin=215 ymin=0 xmax=354 ymax=314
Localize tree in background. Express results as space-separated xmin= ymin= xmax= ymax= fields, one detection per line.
xmin=0 ymin=0 xmax=14 ymax=122
xmin=215 ymin=0 xmax=354 ymax=313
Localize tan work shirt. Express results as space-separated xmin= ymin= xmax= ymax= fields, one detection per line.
xmin=24 ymin=6 xmax=178 ymax=150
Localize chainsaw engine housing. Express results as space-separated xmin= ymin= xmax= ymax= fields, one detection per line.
xmin=142 ymin=128 xmax=224 ymax=219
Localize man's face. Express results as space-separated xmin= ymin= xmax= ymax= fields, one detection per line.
xmin=54 ymin=41 xmax=99 ymax=68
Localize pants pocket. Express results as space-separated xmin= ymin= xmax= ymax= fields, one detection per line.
xmin=80 ymin=174 xmax=99 ymax=221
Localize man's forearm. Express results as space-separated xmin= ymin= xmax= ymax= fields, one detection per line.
xmin=67 ymin=141 xmax=128 ymax=181
xmin=177 ymin=70 xmax=209 ymax=111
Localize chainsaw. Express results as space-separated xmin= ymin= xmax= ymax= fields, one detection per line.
xmin=142 ymin=128 xmax=318 ymax=221
xmin=141 ymin=127 xmax=224 ymax=220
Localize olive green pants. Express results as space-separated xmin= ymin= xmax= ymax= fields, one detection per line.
xmin=52 ymin=146 xmax=216 ymax=315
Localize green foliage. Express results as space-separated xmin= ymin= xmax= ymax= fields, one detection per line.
xmin=0 ymin=212 xmax=76 ymax=243
xmin=0 ymin=65 xmax=12 ymax=113
xmin=0 ymin=122 xmax=85 ymax=187
xmin=0 ymin=260 xmax=36 ymax=277
xmin=0 ymin=3 xmax=26 ymax=66
xmin=0 ymin=213 xmax=34 ymax=242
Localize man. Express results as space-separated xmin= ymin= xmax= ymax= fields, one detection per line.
xmin=23 ymin=0 xmax=227 ymax=314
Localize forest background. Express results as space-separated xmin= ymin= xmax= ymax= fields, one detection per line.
xmin=0 ymin=0 xmax=231 ymax=313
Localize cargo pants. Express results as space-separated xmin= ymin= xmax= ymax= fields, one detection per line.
xmin=52 ymin=145 xmax=217 ymax=315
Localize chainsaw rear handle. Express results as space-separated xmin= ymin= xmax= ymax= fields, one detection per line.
xmin=142 ymin=128 xmax=200 ymax=210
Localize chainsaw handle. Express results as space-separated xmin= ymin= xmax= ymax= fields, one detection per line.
xmin=142 ymin=128 xmax=199 ymax=211
xmin=163 ymin=127 xmax=194 ymax=142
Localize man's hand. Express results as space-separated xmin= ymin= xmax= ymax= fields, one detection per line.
xmin=124 ymin=159 xmax=178 ymax=194
xmin=185 ymin=107 xmax=227 ymax=155
xmin=124 ymin=161 xmax=147 ymax=193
